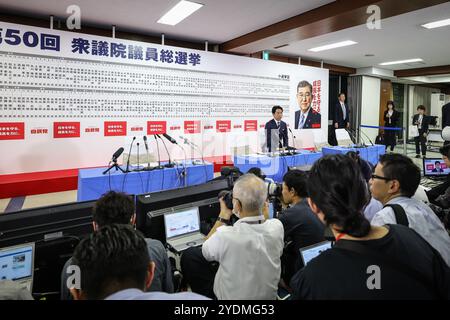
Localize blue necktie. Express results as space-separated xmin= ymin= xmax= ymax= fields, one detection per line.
xmin=299 ymin=114 xmax=305 ymax=129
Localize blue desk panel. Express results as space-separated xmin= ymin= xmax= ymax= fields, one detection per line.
xmin=234 ymin=151 xmax=322 ymax=182
xmin=321 ymin=145 xmax=385 ymax=166
xmin=78 ymin=161 xmax=214 ymax=202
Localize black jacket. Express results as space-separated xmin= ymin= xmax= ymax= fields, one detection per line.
xmin=265 ymin=119 xmax=288 ymax=152
xmin=442 ymin=102 xmax=450 ymax=128
xmin=334 ymin=101 xmax=350 ymax=128
xmin=294 ymin=109 xmax=321 ymax=129
xmin=412 ymin=114 xmax=430 ymax=133
xmin=383 ymin=110 xmax=400 ymax=127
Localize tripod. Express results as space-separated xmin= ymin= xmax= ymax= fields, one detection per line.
xmin=102 ymin=159 xmax=126 ymax=175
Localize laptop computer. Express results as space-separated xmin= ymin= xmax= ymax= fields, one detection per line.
xmin=422 ymin=158 xmax=449 ymax=180
xmin=0 ymin=242 xmax=35 ymax=292
xmin=164 ymin=206 xmax=205 ymax=253
xmin=300 ymin=241 xmax=332 ymax=266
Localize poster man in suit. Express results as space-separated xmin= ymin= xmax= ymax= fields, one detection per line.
xmin=294 ymin=80 xmax=321 ymax=129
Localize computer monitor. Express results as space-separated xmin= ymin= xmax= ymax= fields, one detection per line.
xmin=0 ymin=200 xmax=95 ymax=248
xmin=164 ymin=207 xmax=200 ymax=240
xmin=0 ymin=242 xmax=35 ymax=290
xmin=423 ymin=158 xmax=449 ymax=177
xmin=300 ymin=241 xmax=332 ymax=266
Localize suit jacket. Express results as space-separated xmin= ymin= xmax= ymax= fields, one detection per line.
xmin=265 ymin=119 xmax=288 ymax=152
xmin=412 ymin=114 xmax=430 ymax=133
xmin=383 ymin=110 xmax=400 ymax=127
xmin=442 ymin=102 xmax=450 ymax=128
xmin=294 ymin=109 xmax=321 ymax=129
xmin=335 ymin=101 xmax=350 ymax=128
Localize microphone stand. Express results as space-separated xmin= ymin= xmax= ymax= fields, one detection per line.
xmin=157 ymin=134 xmax=175 ymax=168
xmin=288 ymin=128 xmax=298 ymax=155
xmin=102 ymin=158 xmax=126 ymax=175
xmin=153 ymin=135 xmax=164 ymax=170
xmin=125 ymin=137 xmax=136 ymax=173
xmin=176 ymin=144 xmax=188 ymax=187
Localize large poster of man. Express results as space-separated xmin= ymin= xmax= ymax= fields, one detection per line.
xmin=294 ymin=80 xmax=322 ymax=129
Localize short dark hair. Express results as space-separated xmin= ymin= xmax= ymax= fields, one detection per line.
xmin=417 ymin=105 xmax=426 ymax=111
xmin=378 ymin=154 xmax=420 ymax=198
xmin=386 ymin=100 xmax=395 ymax=109
xmin=72 ymin=224 xmax=150 ymax=299
xmin=308 ymin=155 xmax=370 ymax=238
xmin=272 ymin=106 xmax=283 ymax=114
xmin=435 ymin=161 xmax=441 ymax=165
xmin=92 ymin=191 xmax=135 ymax=227
xmin=247 ymin=167 xmax=266 ymax=180
xmin=297 ymin=80 xmax=312 ymax=93
xmin=283 ymin=170 xmax=308 ymax=198
xmin=440 ymin=144 xmax=450 ymax=158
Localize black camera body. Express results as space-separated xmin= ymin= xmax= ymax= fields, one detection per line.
xmin=218 ymin=190 xmax=234 ymax=210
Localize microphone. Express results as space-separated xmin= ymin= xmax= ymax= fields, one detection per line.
xmin=125 ymin=137 xmax=136 ymax=173
xmin=345 ymin=128 xmax=363 ymax=147
xmin=357 ymin=127 xmax=374 ymax=146
xmin=154 ymin=135 xmax=163 ymax=169
xmin=162 ymin=133 xmax=177 ymax=144
xmin=179 ymin=135 xmax=198 ymax=148
xmin=157 ymin=134 xmax=175 ymax=168
xmin=143 ymin=135 xmax=149 ymax=151
xmin=111 ymin=147 xmax=124 ymax=162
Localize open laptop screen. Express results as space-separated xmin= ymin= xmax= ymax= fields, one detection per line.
xmin=300 ymin=241 xmax=332 ymax=266
xmin=0 ymin=243 xmax=34 ymax=282
xmin=423 ymin=158 xmax=449 ymax=177
xmin=164 ymin=207 xmax=200 ymax=240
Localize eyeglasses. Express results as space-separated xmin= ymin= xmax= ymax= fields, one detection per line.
xmin=371 ymin=174 xmax=392 ymax=181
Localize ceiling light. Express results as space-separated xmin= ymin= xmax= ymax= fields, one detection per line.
xmin=379 ymin=58 xmax=423 ymax=66
xmin=308 ymin=40 xmax=357 ymax=52
xmin=422 ymin=18 xmax=450 ymax=29
xmin=157 ymin=0 xmax=203 ymax=26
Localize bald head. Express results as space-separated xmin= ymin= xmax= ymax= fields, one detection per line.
xmin=233 ymin=174 xmax=267 ymax=216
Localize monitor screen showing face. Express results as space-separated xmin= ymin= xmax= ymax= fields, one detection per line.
xmin=423 ymin=158 xmax=450 ymax=176
xmin=164 ymin=207 xmax=200 ymax=239
xmin=300 ymin=241 xmax=332 ymax=266
xmin=0 ymin=243 xmax=34 ymax=281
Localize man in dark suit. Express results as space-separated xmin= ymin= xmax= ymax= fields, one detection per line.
xmin=265 ymin=106 xmax=288 ymax=152
xmin=413 ymin=105 xmax=429 ymax=158
xmin=294 ymin=80 xmax=321 ymax=129
xmin=432 ymin=161 xmax=444 ymax=173
xmin=334 ymin=93 xmax=350 ymax=129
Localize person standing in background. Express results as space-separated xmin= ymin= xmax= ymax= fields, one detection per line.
xmin=334 ymin=93 xmax=350 ymax=129
xmin=413 ymin=105 xmax=429 ymax=158
xmin=383 ymin=101 xmax=400 ymax=153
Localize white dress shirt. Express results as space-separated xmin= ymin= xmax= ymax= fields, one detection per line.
xmin=340 ymin=102 xmax=346 ymax=120
xmin=371 ymin=196 xmax=450 ymax=266
xmin=105 ymin=288 xmax=208 ymax=300
xmin=297 ymin=108 xmax=310 ymax=129
xmin=202 ymin=215 xmax=284 ymax=300
xmin=418 ymin=114 xmax=423 ymax=129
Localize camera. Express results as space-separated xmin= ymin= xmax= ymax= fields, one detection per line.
xmin=218 ymin=190 xmax=234 ymax=210
xmin=266 ymin=181 xmax=282 ymax=198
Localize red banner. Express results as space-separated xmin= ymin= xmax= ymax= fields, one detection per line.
xmin=216 ymin=120 xmax=231 ymax=133
xmin=244 ymin=120 xmax=258 ymax=132
xmin=53 ymin=122 xmax=80 ymax=138
xmin=147 ymin=121 xmax=167 ymax=135
xmin=104 ymin=121 xmax=127 ymax=136
xmin=184 ymin=121 xmax=201 ymax=134
xmin=0 ymin=122 xmax=25 ymax=140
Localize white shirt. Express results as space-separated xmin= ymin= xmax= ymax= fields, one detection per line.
xmin=363 ymin=197 xmax=383 ymax=222
xmin=371 ymin=196 xmax=450 ymax=266
xmin=340 ymin=102 xmax=346 ymax=120
xmin=418 ymin=114 xmax=423 ymax=129
xmin=202 ymin=215 xmax=284 ymax=300
xmin=297 ymin=108 xmax=310 ymax=129
xmin=105 ymin=288 xmax=208 ymax=300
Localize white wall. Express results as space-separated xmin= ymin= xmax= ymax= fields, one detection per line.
xmin=360 ymin=76 xmax=381 ymax=143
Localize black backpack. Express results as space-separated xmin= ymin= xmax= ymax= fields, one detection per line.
xmin=383 ymin=204 xmax=409 ymax=226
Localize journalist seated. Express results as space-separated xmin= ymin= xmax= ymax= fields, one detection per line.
xmin=290 ymin=154 xmax=450 ymax=299
xmin=370 ymin=154 xmax=450 ymax=266
xmin=278 ymin=170 xmax=324 ymax=283
xmin=181 ymin=173 xmax=284 ymax=300
xmin=69 ymin=224 xmax=207 ymax=300
xmin=61 ymin=191 xmax=173 ymax=299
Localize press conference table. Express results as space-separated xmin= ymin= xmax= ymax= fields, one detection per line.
xmin=77 ymin=161 xmax=214 ymax=202
xmin=321 ymin=144 xmax=385 ymax=166
xmin=233 ymin=150 xmax=323 ymax=182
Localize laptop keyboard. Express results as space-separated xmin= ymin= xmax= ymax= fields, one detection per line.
xmin=420 ymin=177 xmax=442 ymax=189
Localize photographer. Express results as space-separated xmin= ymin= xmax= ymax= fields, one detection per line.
xmin=278 ymin=170 xmax=325 ymax=284
xmin=181 ymin=174 xmax=284 ymax=300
